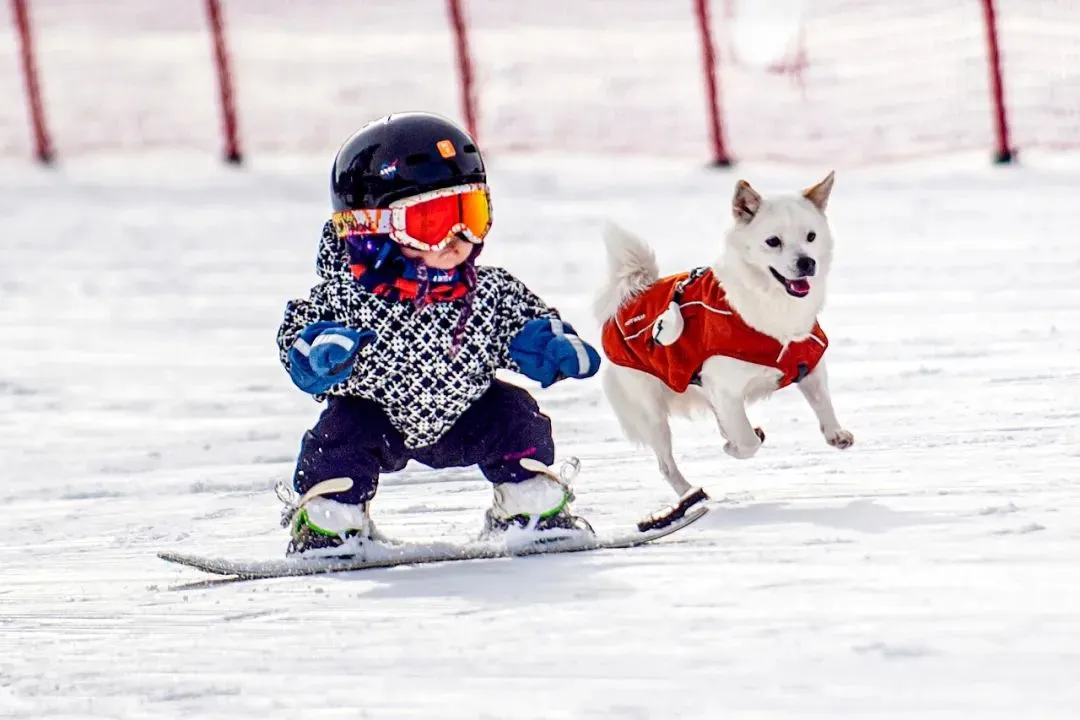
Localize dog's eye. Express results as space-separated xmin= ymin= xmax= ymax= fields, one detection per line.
xmin=765 ymin=236 xmax=782 ymax=248
xmin=806 ymin=231 xmax=816 ymax=243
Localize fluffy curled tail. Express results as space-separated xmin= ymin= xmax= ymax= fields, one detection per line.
xmin=592 ymin=222 xmax=661 ymax=323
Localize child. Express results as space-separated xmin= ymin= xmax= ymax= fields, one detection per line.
xmin=275 ymin=112 xmax=602 ymax=558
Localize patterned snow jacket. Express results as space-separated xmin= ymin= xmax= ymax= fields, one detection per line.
xmin=601 ymin=268 xmax=828 ymax=393
xmin=277 ymin=223 xmax=559 ymax=448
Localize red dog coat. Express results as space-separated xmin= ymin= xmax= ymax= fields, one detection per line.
xmin=601 ymin=268 xmax=828 ymax=393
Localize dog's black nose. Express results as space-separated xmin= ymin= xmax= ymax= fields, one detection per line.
xmin=796 ymin=255 xmax=816 ymax=277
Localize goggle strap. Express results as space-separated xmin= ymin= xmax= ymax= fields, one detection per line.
xmin=332 ymin=209 xmax=394 ymax=237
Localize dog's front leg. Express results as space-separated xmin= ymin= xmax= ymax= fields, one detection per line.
xmin=708 ymin=391 xmax=763 ymax=460
xmin=700 ymin=358 xmax=763 ymax=459
xmin=797 ymin=360 xmax=854 ymax=449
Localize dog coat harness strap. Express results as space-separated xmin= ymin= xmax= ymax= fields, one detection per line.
xmin=601 ymin=268 xmax=828 ymax=393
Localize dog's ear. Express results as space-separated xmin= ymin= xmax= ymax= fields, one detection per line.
xmin=802 ymin=171 xmax=835 ymax=212
xmin=732 ymin=180 xmax=762 ymax=224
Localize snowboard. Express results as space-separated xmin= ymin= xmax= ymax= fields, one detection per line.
xmin=158 ymin=505 xmax=709 ymax=585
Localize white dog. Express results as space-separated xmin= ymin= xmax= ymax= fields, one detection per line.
xmin=594 ymin=173 xmax=854 ymax=514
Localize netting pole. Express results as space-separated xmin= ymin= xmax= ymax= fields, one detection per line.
xmin=446 ymin=0 xmax=478 ymax=143
xmin=205 ymin=0 xmax=242 ymax=164
xmin=11 ymin=0 xmax=54 ymax=164
xmin=980 ymin=0 xmax=1014 ymax=164
xmin=693 ymin=0 xmax=731 ymax=167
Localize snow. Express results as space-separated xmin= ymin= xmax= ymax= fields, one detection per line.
xmin=2 ymin=147 xmax=1079 ymax=718
xmin=2 ymin=0 xmax=1080 ymax=715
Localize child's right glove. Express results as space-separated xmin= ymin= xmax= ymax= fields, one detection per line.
xmin=510 ymin=318 xmax=601 ymax=388
xmin=287 ymin=321 xmax=376 ymax=394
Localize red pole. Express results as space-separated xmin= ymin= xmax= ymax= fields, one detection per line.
xmin=693 ymin=0 xmax=731 ymax=166
xmin=205 ymin=0 xmax=242 ymax=164
xmin=980 ymin=0 xmax=1014 ymax=163
xmin=11 ymin=0 xmax=54 ymax=164
xmin=446 ymin=0 xmax=479 ymax=143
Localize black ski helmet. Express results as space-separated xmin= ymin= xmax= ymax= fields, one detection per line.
xmin=330 ymin=112 xmax=486 ymax=211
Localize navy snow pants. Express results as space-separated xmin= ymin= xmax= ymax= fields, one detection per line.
xmin=292 ymin=380 xmax=556 ymax=505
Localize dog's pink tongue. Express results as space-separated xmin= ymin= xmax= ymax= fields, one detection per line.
xmin=791 ymin=279 xmax=811 ymax=294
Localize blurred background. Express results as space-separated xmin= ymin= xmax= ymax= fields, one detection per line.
xmin=3 ymin=0 xmax=1078 ymax=166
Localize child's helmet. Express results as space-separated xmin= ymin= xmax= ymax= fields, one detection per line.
xmin=330 ymin=112 xmax=486 ymax=211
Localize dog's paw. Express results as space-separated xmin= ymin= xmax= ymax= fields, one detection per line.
xmin=724 ymin=438 xmax=762 ymax=460
xmin=824 ymin=427 xmax=854 ymax=449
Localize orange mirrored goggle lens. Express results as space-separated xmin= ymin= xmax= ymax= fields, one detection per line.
xmin=402 ymin=189 xmax=491 ymax=249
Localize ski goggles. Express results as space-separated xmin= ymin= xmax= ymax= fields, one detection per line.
xmin=331 ymin=183 xmax=492 ymax=252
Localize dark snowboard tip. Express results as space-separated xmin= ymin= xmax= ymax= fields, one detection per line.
xmin=637 ymin=487 xmax=710 ymax=532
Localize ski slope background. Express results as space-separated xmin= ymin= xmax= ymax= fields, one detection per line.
xmin=3 ymin=4 xmax=1080 ymax=720
xmin=4 ymin=149 xmax=1080 ymax=719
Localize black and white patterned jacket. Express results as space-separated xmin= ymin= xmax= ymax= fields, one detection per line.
xmin=277 ymin=225 xmax=559 ymax=448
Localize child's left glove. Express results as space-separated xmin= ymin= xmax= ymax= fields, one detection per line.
xmin=510 ymin=318 xmax=601 ymax=388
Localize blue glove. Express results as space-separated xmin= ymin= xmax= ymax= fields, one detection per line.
xmin=510 ymin=318 xmax=601 ymax=388
xmin=287 ymin=321 xmax=376 ymax=395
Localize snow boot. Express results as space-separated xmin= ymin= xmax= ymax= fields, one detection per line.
xmin=276 ymin=478 xmax=381 ymax=559
xmin=482 ymin=457 xmax=594 ymax=538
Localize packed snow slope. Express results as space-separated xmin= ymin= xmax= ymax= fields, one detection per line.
xmin=1 ymin=151 xmax=1079 ymax=718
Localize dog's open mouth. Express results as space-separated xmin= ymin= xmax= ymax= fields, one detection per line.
xmin=769 ymin=268 xmax=811 ymax=298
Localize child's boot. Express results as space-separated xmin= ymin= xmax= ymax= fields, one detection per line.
xmin=276 ymin=478 xmax=380 ymax=558
xmin=482 ymin=458 xmax=594 ymax=538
